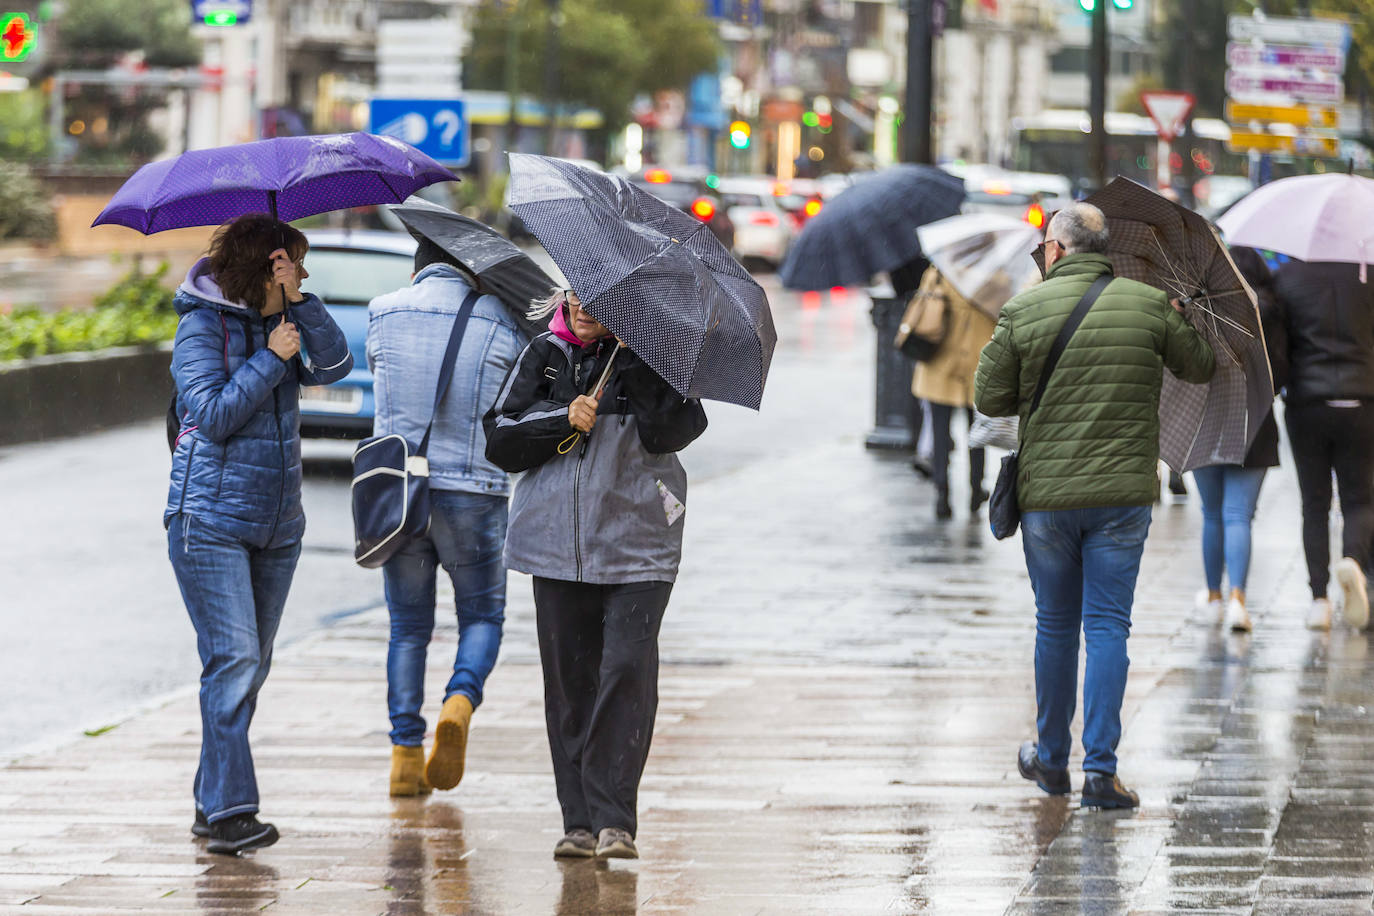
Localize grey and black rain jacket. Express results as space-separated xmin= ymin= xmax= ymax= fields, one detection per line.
xmin=484 ymin=333 xmax=707 ymax=584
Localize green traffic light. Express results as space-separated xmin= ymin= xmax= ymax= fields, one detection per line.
xmin=802 ymin=111 xmax=819 ymax=128
xmin=705 ymin=174 xmax=720 ymax=189
xmin=204 ymin=9 xmax=238 ymax=26
xmin=1078 ymin=0 xmax=1133 ymax=9
xmin=729 ymin=130 xmax=750 ymax=150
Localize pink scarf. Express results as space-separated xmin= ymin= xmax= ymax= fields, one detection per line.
xmin=548 ymin=302 xmax=587 ymax=347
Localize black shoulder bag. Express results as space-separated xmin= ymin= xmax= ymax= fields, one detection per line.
xmin=351 ymin=289 xmax=479 ymax=568
xmin=988 ymin=275 xmax=1111 ymax=540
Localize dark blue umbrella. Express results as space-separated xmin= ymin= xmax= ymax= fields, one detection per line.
xmin=92 ymin=132 xmax=457 ymax=232
xmin=778 ymin=165 xmax=965 ymax=291
xmin=507 ymin=153 xmax=775 ymax=411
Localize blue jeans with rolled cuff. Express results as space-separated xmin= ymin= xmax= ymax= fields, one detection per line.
xmin=168 ymin=513 xmax=299 ymax=823
xmin=1021 ymin=504 xmax=1152 ymax=776
xmin=383 ymin=489 xmax=508 ymax=747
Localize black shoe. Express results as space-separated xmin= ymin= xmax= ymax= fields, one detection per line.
xmin=1167 ymin=470 xmax=1188 ymax=498
xmin=935 ymin=486 xmax=953 ymax=520
xmin=970 ymin=487 xmax=989 ymax=513
xmin=192 ymin=809 xmax=211 ymax=838
xmin=206 ymin=813 xmax=279 ymax=855
xmin=1017 ymin=740 xmax=1070 ymax=795
xmin=1081 ymin=771 xmax=1139 ymax=809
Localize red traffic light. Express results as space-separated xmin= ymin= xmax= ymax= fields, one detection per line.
xmin=1 ymin=13 xmax=34 ymax=62
xmin=689 ymin=197 xmax=716 ymax=222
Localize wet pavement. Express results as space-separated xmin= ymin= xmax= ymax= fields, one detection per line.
xmin=4 ymin=278 xmax=1374 ymax=913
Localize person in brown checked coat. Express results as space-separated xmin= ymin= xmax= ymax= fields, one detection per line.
xmin=911 ymin=266 xmax=998 ymax=520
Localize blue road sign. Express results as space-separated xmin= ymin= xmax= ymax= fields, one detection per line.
xmin=368 ymin=98 xmax=469 ymax=168
xmin=191 ymin=0 xmax=252 ymax=26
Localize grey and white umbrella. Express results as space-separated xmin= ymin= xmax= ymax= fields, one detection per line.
xmin=506 ymin=153 xmax=776 ymax=410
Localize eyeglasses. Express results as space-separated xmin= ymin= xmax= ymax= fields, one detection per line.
xmin=1044 ymin=238 xmax=1064 ymax=252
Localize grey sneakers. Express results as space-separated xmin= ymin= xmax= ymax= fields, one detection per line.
xmin=596 ymin=827 xmax=638 ymax=859
xmin=553 ymin=828 xmax=596 ymax=858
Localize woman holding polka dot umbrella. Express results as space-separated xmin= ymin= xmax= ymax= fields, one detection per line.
xmin=93 ymin=133 xmax=456 ymax=855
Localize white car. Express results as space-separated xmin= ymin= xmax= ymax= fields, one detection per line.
xmin=713 ymin=176 xmax=796 ymax=269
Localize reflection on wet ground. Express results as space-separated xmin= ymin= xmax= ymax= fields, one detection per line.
xmin=2 ymin=284 xmax=1372 ymax=913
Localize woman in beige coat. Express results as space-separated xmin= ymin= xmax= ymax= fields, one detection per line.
xmin=911 ymin=266 xmax=998 ymax=520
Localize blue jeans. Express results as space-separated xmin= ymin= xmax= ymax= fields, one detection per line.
xmin=1021 ymin=505 xmax=1152 ymax=775
xmin=383 ymin=489 xmax=508 ymax=747
xmin=1191 ymin=465 xmax=1267 ymax=593
xmin=167 ymin=513 xmax=300 ymax=823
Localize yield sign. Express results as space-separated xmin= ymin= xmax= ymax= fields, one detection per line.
xmin=1141 ymin=90 xmax=1196 ymax=142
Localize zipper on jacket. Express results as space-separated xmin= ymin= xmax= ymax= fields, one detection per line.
xmin=264 ymin=315 xmax=287 ymax=545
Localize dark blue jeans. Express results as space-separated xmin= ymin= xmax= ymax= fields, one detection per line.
xmin=383 ymin=489 xmax=508 ymax=747
xmin=167 ymin=513 xmax=300 ymax=823
xmin=1021 ymin=505 xmax=1152 ymax=775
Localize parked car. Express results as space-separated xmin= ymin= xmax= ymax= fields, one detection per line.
xmin=948 ymin=164 xmax=1073 ymax=229
xmin=713 ymin=175 xmax=796 ymax=269
xmin=297 ymin=229 xmax=417 ymax=438
xmin=629 ymin=167 xmax=735 ymax=252
xmin=772 ymin=178 xmax=825 ymax=231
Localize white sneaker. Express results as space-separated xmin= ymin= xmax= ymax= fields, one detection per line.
xmin=1195 ymin=588 xmax=1224 ymax=626
xmin=1335 ymin=558 xmax=1370 ymax=630
xmin=1307 ymin=597 xmax=1333 ymax=631
xmin=1225 ymin=597 xmax=1252 ymax=633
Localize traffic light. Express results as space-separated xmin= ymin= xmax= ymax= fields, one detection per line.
xmin=728 ymin=120 xmax=751 ymax=150
xmin=1 ymin=12 xmax=35 ymax=62
xmin=1078 ymin=0 xmax=1133 ymax=9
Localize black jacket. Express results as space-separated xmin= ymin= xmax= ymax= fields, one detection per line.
xmin=1274 ymin=260 xmax=1374 ymax=405
xmin=1231 ymin=248 xmax=1285 ymax=469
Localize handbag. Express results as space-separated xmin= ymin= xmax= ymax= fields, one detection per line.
xmin=351 ymin=289 xmax=479 ymax=568
xmin=893 ymin=275 xmax=949 ymax=362
xmin=989 ymin=275 xmax=1111 ymax=540
xmin=968 ymin=411 xmax=1019 ymax=451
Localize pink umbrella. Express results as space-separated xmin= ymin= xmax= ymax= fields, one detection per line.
xmin=1217 ymin=173 xmax=1374 ymax=282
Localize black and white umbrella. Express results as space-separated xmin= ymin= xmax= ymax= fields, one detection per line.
xmin=506 ymin=153 xmax=776 ymax=410
xmin=778 ymin=164 xmax=965 ymax=291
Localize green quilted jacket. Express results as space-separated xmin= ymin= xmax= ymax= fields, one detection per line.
xmin=974 ymin=253 xmax=1215 ymax=511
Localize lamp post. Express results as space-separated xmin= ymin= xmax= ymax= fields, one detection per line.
xmin=1088 ymin=0 xmax=1108 ymax=190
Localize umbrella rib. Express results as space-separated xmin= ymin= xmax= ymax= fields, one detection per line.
xmin=1148 ymin=228 xmax=1196 ymax=295
xmin=1188 ymin=303 xmax=1255 ymax=339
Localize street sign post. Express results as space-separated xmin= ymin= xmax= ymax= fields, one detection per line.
xmin=1141 ymin=90 xmax=1195 ymax=142
xmin=1225 ymin=101 xmax=1339 ymax=130
xmin=368 ymin=98 xmax=470 ymax=168
xmin=1226 ymin=131 xmax=1341 ymax=158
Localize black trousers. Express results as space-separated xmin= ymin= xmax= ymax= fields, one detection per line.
xmin=1285 ymin=402 xmax=1374 ymax=598
xmin=533 ymin=577 xmax=672 ymax=836
xmin=930 ymin=403 xmax=986 ymax=492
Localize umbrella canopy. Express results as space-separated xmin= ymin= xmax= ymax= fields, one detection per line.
xmin=506 ymin=153 xmax=775 ymax=410
xmin=1217 ymin=173 xmax=1374 ymax=280
xmin=915 ymin=212 xmax=1041 ymax=318
xmin=93 ymin=132 xmax=457 ymax=233
xmin=778 ymin=165 xmax=965 ymax=291
xmin=390 ymin=199 xmax=553 ymax=341
xmin=1081 ymin=177 xmax=1272 ymax=472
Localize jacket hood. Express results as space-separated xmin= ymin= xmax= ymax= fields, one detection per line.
xmin=548 ymin=302 xmax=589 ymax=348
xmin=175 ymin=258 xmax=253 ymax=316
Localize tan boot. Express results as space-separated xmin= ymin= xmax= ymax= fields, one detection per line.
xmin=425 ymin=694 xmax=474 ymax=791
xmin=390 ymin=745 xmax=432 ymax=797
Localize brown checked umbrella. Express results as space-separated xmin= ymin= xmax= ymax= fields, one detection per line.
xmin=1043 ymin=178 xmax=1273 ymax=473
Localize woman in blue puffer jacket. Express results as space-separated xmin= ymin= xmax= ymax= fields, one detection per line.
xmin=165 ymin=213 xmax=351 ymax=855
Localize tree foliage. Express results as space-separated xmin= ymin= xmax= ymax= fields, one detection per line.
xmin=1160 ymin=0 xmax=1374 ymax=119
xmin=463 ymin=0 xmax=720 ymax=132
xmin=0 ymin=263 xmax=177 ymax=361
xmin=56 ymin=0 xmax=200 ymax=68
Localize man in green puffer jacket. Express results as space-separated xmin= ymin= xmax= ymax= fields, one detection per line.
xmin=975 ymin=202 xmax=1215 ymax=811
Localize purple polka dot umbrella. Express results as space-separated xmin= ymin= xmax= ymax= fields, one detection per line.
xmin=92 ymin=132 xmax=458 ymax=233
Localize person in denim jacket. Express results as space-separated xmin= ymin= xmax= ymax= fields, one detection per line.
xmin=166 ymin=214 xmax=352 ymax=854
xmin=366 ymin=237 xmax=528 ymax=798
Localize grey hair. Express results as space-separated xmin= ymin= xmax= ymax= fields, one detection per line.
xmin=526 ymin=288 xmax=567 ymax=322
xmin=1047 ymin=203 xmax=1110 ymax=255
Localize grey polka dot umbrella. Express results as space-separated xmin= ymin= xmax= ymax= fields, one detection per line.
xmin=507 ymin=153 xmax=776 ymax=411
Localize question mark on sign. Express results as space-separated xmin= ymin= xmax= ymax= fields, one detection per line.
xmin=434 ymin=110 xmax=461 ymax=148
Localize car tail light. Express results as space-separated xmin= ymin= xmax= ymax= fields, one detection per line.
xmin=644 ymin=168 xmax=671 ymax=183
xmin=749 ymin=212 xmax=779 ymax=227
xmin=1024 ymin=203 xmax=1046 ymax=229
xmin=803 ymin=198 xmax=823 ymax=218
xmin=690 ymin=197 xmax=716 ymax=221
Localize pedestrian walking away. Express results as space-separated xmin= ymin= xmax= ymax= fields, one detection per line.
xmin=1191 ymin=246 xmax=1287 ymax=634
xmin=975 ymin=203 xmax=1214 ymax=809
xmin=909 ymin=265 xmax=996 ymax=519
xmin=367 ymin=236 xmax=529 ymax=798
xmin=484 ymin=288 xmax=708 ymax=860
xmin=164 ymin=214 xmax=352 ymax=854
xmin=1273 ymin=256 xmax=1374 ymax=632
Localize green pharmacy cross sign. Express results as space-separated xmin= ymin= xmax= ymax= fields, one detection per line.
xmin=1 ymin=12 xmax=34 ymax=62
xmin=1078 ymin=0 xmax=1133 ymax=9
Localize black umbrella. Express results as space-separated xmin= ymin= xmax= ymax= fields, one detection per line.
xmin=1078 ymin=177 xmax=1272 ymax=472
xmin=506 ymin=153 xmax=775 ymax=410
xmin=389 ymin=199 xmax=554 ymax=341
xmin=778 ymin=164 xmax=965 ymax=291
